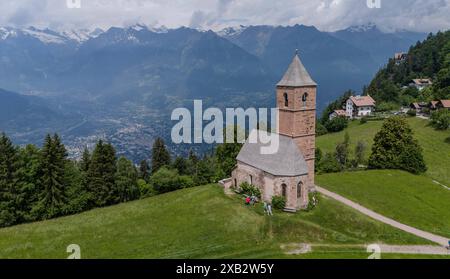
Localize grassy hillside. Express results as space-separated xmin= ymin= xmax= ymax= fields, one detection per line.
xmin=0 ymin=184 xmax=438 ymax=259
xmin=317 ymin=170 xmax=450 ymax=238
xmin=316 ymin=117 xmax=450 ymax=186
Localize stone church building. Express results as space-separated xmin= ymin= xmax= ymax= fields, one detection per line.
xmin=230 ymin=53 xmax=317 ymax=212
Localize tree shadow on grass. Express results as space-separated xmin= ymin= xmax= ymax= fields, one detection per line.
xmin=445 ymin=136 xmax=450 ymax=144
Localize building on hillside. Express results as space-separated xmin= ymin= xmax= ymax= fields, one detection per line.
xmin=345 ymin=95 xmax=376 ymax=119
xmin=429 ymin=101 xmax=439 ymax=111
xmin=410 ymin=79 xmax=432 ymax=91
xmin=394 ymin=52 xmax=407 ymax=65
xmin=328 ymin=109 xmax=346 ymax=120
xmin=410 ymin=102 xmax=428 ymax=113
xmin=230 ymin=53 xmax=317 ymax=212
xmin=436 ymin=100 xmax=450 ymax=110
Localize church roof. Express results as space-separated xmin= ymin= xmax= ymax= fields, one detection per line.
xmin=277 ymin=54 xmax=317 ymax=87
xmin=236 ymin=130 xmax=309 ymax=177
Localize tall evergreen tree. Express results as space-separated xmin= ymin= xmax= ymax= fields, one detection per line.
xmin=33 ymin=134 xmax=68 ymax=219
xmin=139 ymin=159 xmax=150 ymax=181
xmin=16 ymin=144 xmax=41 ymax=223
xmin=172 ymin=156 xmax=188 ymax=175
xmin=115 ymin=157 xmax=140 ymax=203
xmin=0 ymin=133 xmax=19 ymax=227
xmin=80 ymin=147 xmax=91 ymax=173
xmin=86 ymin=140 xmax=117 ymax=207
xmin=151 ymin=138 xmax=171 ymax=174
xmin=187 ymin=149 xmax=199 ymax=176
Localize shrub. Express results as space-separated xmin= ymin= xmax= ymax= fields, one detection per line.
xmin=137 ymin=179 xmax=156 ymax=198
xmin=239 ymin=182 xmax=261 ymax=198
xmin=407 ymin=109 xmax=417 ymax=117
xmin=421 ymin=107 xmax=430 ymax=115
xmin=324 ymin=116 xmax=348 ymax=133
xmin=272 ymin=196 xmax=286 ymax=210
xmin=316 ymin=122 xmax=328 ymax=136
xmin=319 ymin=152 xmax=341 ymax=173
xmin=152 ymin=167 xmax=194 ymax=194
xmin=360 ymin=117 xmax=368 ymax=124
xmin=376 ymin=102 xmax=400 ymax=112
xmin=304 ymin=192 xmax=319 ymax=211
xmin=430 ymin=109 xmax=450 ymax=130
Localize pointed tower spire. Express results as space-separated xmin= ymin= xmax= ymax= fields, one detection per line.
xmin=277 ymin=53 xmax=316 ymax=87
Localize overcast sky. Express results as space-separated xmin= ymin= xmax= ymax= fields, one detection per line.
xmin=0 ymin=0 xmax=449 ymax=32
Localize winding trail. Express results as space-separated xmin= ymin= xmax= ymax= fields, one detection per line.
xmin=316 ymin=186 xmax=450 ymax=247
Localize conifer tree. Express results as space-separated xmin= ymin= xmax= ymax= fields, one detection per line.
xmin=33 ymin=134 xmax=68 ymax=219
xmin=16 ymin=144 xmax=41 ymax=223
xmin=86 ymin=140 xmax=117 ymax=207
xmin=0 ymin=133 xmax=19 ymax=227
xmin=80 ymin=147 xmax=91 ymax=173
xmin=173 ymin=156 xmax=188 ymax=175
xmin=139 ymin=159 xmax=150 ymax=180
xmin=151 ymin=138 xmax=170 ymax=174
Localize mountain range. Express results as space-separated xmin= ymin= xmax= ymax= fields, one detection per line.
xmin=0 ymin=23 xmax=428 ymax=161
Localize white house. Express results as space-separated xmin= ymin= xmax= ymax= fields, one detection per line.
xmin=345 ymin=95 xmax=376 ymax=119
xmin=410 ymin=79 xmax=432 ymax=91
xmin=328 ymin=109 xmax=346 ymax=120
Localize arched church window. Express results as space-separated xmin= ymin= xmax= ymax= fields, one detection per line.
xmin=281 ymin=183 xmax=287 ymax=198
xmin=302 ymin=93 xmax=308 ymax=107
xmin=297 ymin=182 xmax=303 ymax=198
xmin=284 ymin=93 xmax=289 ymax=107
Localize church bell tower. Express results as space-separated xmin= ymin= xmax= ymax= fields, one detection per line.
xmin=276 ymin=52 xmax=317 ymax=188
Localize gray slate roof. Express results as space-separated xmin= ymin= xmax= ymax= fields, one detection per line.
xmin=236 ymin=130 xmax=309 ymax=177
xmin=277 ymin=54 xmax=317 ymax=87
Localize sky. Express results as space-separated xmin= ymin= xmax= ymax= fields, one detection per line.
xmin=0 ymin=0 xmax=449 ymax=32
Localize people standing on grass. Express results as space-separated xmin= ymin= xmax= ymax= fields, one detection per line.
xmin=245 ymin=196 xmax=251 ymax=205
xmin=267 ymin=204 xmax=273 ymax=216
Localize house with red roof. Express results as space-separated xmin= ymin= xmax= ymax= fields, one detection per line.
xmin=436 ymin=100 xmax=450 ymax=110
xmin=345 ymin=95 xmax=376 ymax=119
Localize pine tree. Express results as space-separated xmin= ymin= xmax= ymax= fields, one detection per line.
xmin=0 ymin=133 xmax=19 ymax=227
xmin=151 ymin=138 xmax=171 ymax=174
xmin=80 ymin=147 xmax=91 ymax=173
xmin=115 ymin=157 xmax=140 ymax=203
xmin=86 ymin=140 xmax=117 ymax=207
xmin=172 ymin=156 xmax=188 ymax=175
xmin=16 ymin=144 xmax=41 ymax=223
xmin=139 ymin=159 xmax=150 ymax=180
xmin=187 ymin=149 xmax=199 ymax=176
xmin=33 ymin=134 xmax=68 ymax=220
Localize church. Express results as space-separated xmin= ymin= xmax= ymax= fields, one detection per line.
xmin=230 ymin=53 xmax=317 ymax=212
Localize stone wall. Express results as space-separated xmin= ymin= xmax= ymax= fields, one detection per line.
xmin=231 ymin=162 xmax=309 ymax=211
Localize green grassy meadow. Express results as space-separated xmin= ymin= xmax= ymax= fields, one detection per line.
xmin=316 ymin=170 xmax=450 ymax=238
xmin=0 ymin=184 xmax=438 ymax=259
xmin=316 ymin=117 xmax=450 ymax=186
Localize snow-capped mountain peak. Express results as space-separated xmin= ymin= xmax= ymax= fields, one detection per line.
xmin=60 ymin=28 xmax=104 ymax=43
xmin=217 ymin=25 xmax=248 ymax=37
xmin=0 ymin=26 xmax=105 ymax=44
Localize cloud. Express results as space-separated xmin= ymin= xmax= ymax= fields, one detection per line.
xmin=0 ymin=0 xmax=448 ymax=32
